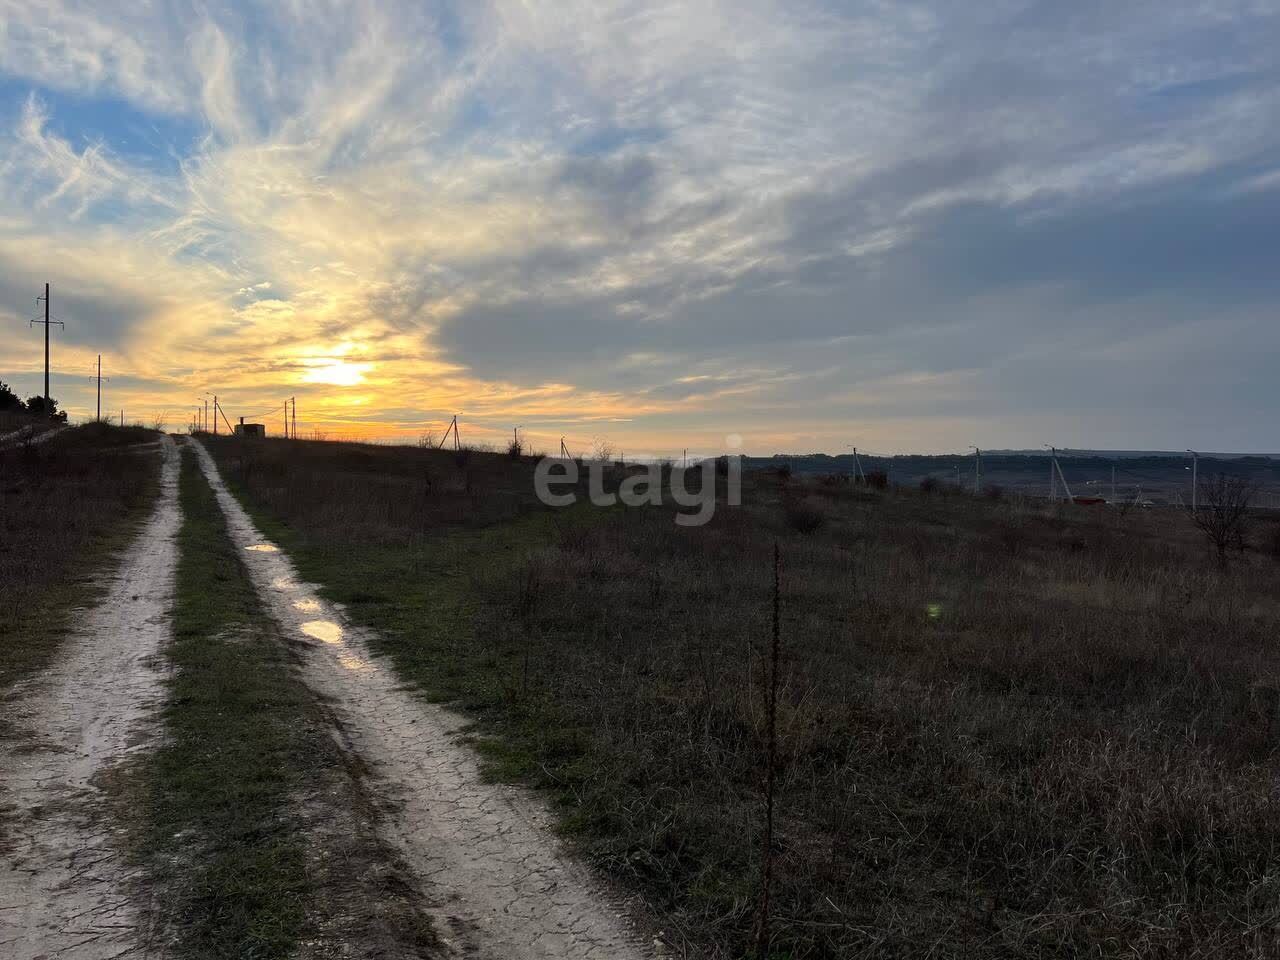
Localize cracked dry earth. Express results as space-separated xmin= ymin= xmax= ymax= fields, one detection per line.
xmin=190 ymin=440 xmax=652 ymax=960
xmin=0 ymin=434 xmax=179 ymax=960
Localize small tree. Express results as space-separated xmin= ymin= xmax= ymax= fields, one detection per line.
xmin=24 ymin=395 xmax=66 ymax=422
xmin=1193 ymin=474 xmax=1257 ymax=562
xmin=0 ymin=381 xmax=20 ymax=411
xmin=590 ymin=437 xmax=614 ymax=463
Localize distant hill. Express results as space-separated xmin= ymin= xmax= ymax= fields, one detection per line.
xmin=984 ymin=449 xmax=1280 ymax=460
xmin=743 ymin=451 xmax=1280 ymax=504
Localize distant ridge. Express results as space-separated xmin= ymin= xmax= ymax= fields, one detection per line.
xmin=983 ymin=449 xmax=1280 ymax=460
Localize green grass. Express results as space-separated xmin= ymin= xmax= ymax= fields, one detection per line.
xmin=0 ymin=422 xmax=162 ymax=691
xmin=135 ymin=446 xmax=316 ymax=957
xmin=129 ymin=446 xmax=436 ymax=958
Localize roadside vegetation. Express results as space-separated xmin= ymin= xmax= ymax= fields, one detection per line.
xmin=206 ymin=436 xmax=1280 ymax=958
xmin=127 ymin=446 xmax=434 ymax=959
xmin=0 ymin=421 xmax=161 ymax=691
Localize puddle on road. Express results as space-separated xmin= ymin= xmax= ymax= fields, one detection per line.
xmin=293 ymin=598 xmax=321 ymax=612
xmin=300 ymin=620 xmax=343 ymax=644
xmin=337 ymin=653 xmax=372 ymax=672
xmin=297 ymin=620 xmax=368 ymax=673
xmin=246 ymin=544 xmax=279 ymax=553
xmin=271 ymin=576 xmax=294 ymax=590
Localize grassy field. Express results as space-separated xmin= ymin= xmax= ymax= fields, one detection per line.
xmin=127 ymin=445 xmax=434 ymax=958
xmin=205 ymin=437 xmax=1280 ymax=958
xmin=0 ymin=422 xmax=162 ymax=691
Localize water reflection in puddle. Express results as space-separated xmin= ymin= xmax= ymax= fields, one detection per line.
xmin=300 ymin=620 xmax=343 ymax=644
xmin=246 ymin=544 xmax=279 ymax=553
xmin=293 ymin=598 xmax=321 ymax=613
xmin=298 ymin=617 xmax=368 ymax=673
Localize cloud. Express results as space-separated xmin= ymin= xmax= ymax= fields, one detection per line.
xmin=0 ymin=0 xmax=1277 ymax=451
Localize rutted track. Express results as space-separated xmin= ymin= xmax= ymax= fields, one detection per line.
xmin=0 ymin=434 xmax=179 ymax=959
xmin=0 ymin=424 xmax=68 ymax=449
xmin=190 ymin=439 xmax=651 ymax=960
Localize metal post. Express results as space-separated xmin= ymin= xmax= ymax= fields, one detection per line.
xmin=1188 ymin=450 xmax=1198 ymax=511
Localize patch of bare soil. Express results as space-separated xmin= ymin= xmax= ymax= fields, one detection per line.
xmin=0 ymin=434 xmax=179 ymax=959
xmin=191 ymin=440 xmax=653 ymax=960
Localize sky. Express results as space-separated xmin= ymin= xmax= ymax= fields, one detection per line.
xmin=0 ymin=1 xmax=1278 ymax=457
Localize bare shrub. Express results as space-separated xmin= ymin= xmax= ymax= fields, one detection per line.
xmin=1192 ymin=474 xmax=1257 ymax=561
xmin=591 ymin=437 xmax=614 ymax=463
xmin=784 ymin=498 xmax=825 ymax=534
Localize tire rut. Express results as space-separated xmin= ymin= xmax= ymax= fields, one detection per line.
xmin=190 ymin=439 xmax=653 ymax=960
xmin=0 ymin=434 xmax=179 ymax=960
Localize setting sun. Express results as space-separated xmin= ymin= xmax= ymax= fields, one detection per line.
xmin=301 ymin=360 xmax=370 ymax=388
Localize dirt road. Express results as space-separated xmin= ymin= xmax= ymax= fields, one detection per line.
xmin=0 ymin=434 xmax=179 ymax=959
xmin=190 ymin=441 xmax=651 ymax=959
xmin=0 ymin=424 xmax=68 ymax=449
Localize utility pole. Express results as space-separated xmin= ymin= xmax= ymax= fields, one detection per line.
xmin=31 ymin=284 xmax=64 ymax=417
xmin=291 ymin=397 xmax=296 ymax=440
xmin=1045 ymin=446 xmax=1074 ymax=502
xmin=847 ymin=445 xmax=866 ymax=483
xmin=438 ymin=415 xmax=460 ymax=450
xmin=283 ymin=401 xmax=289 ymax=438
xmin=1187 ymin=449 xmax=1198 ymax=511
xmin=213 ymin=395 xmax=218 ymax=436
xmin=970 ymin=446 xmax=981 ymax=494
xmin=96 ymin=355 xmax=102 ymax=421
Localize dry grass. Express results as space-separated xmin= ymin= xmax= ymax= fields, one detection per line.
xmin=0 ymin=422 xmax=162 ymax=688
xmin=204 ymin=438 xmax=1280 ymax=958
xmin=205 ymin=435 xmax=556 ymax=545
xmin=492 ymin=479 xmax=1280 ymax=957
